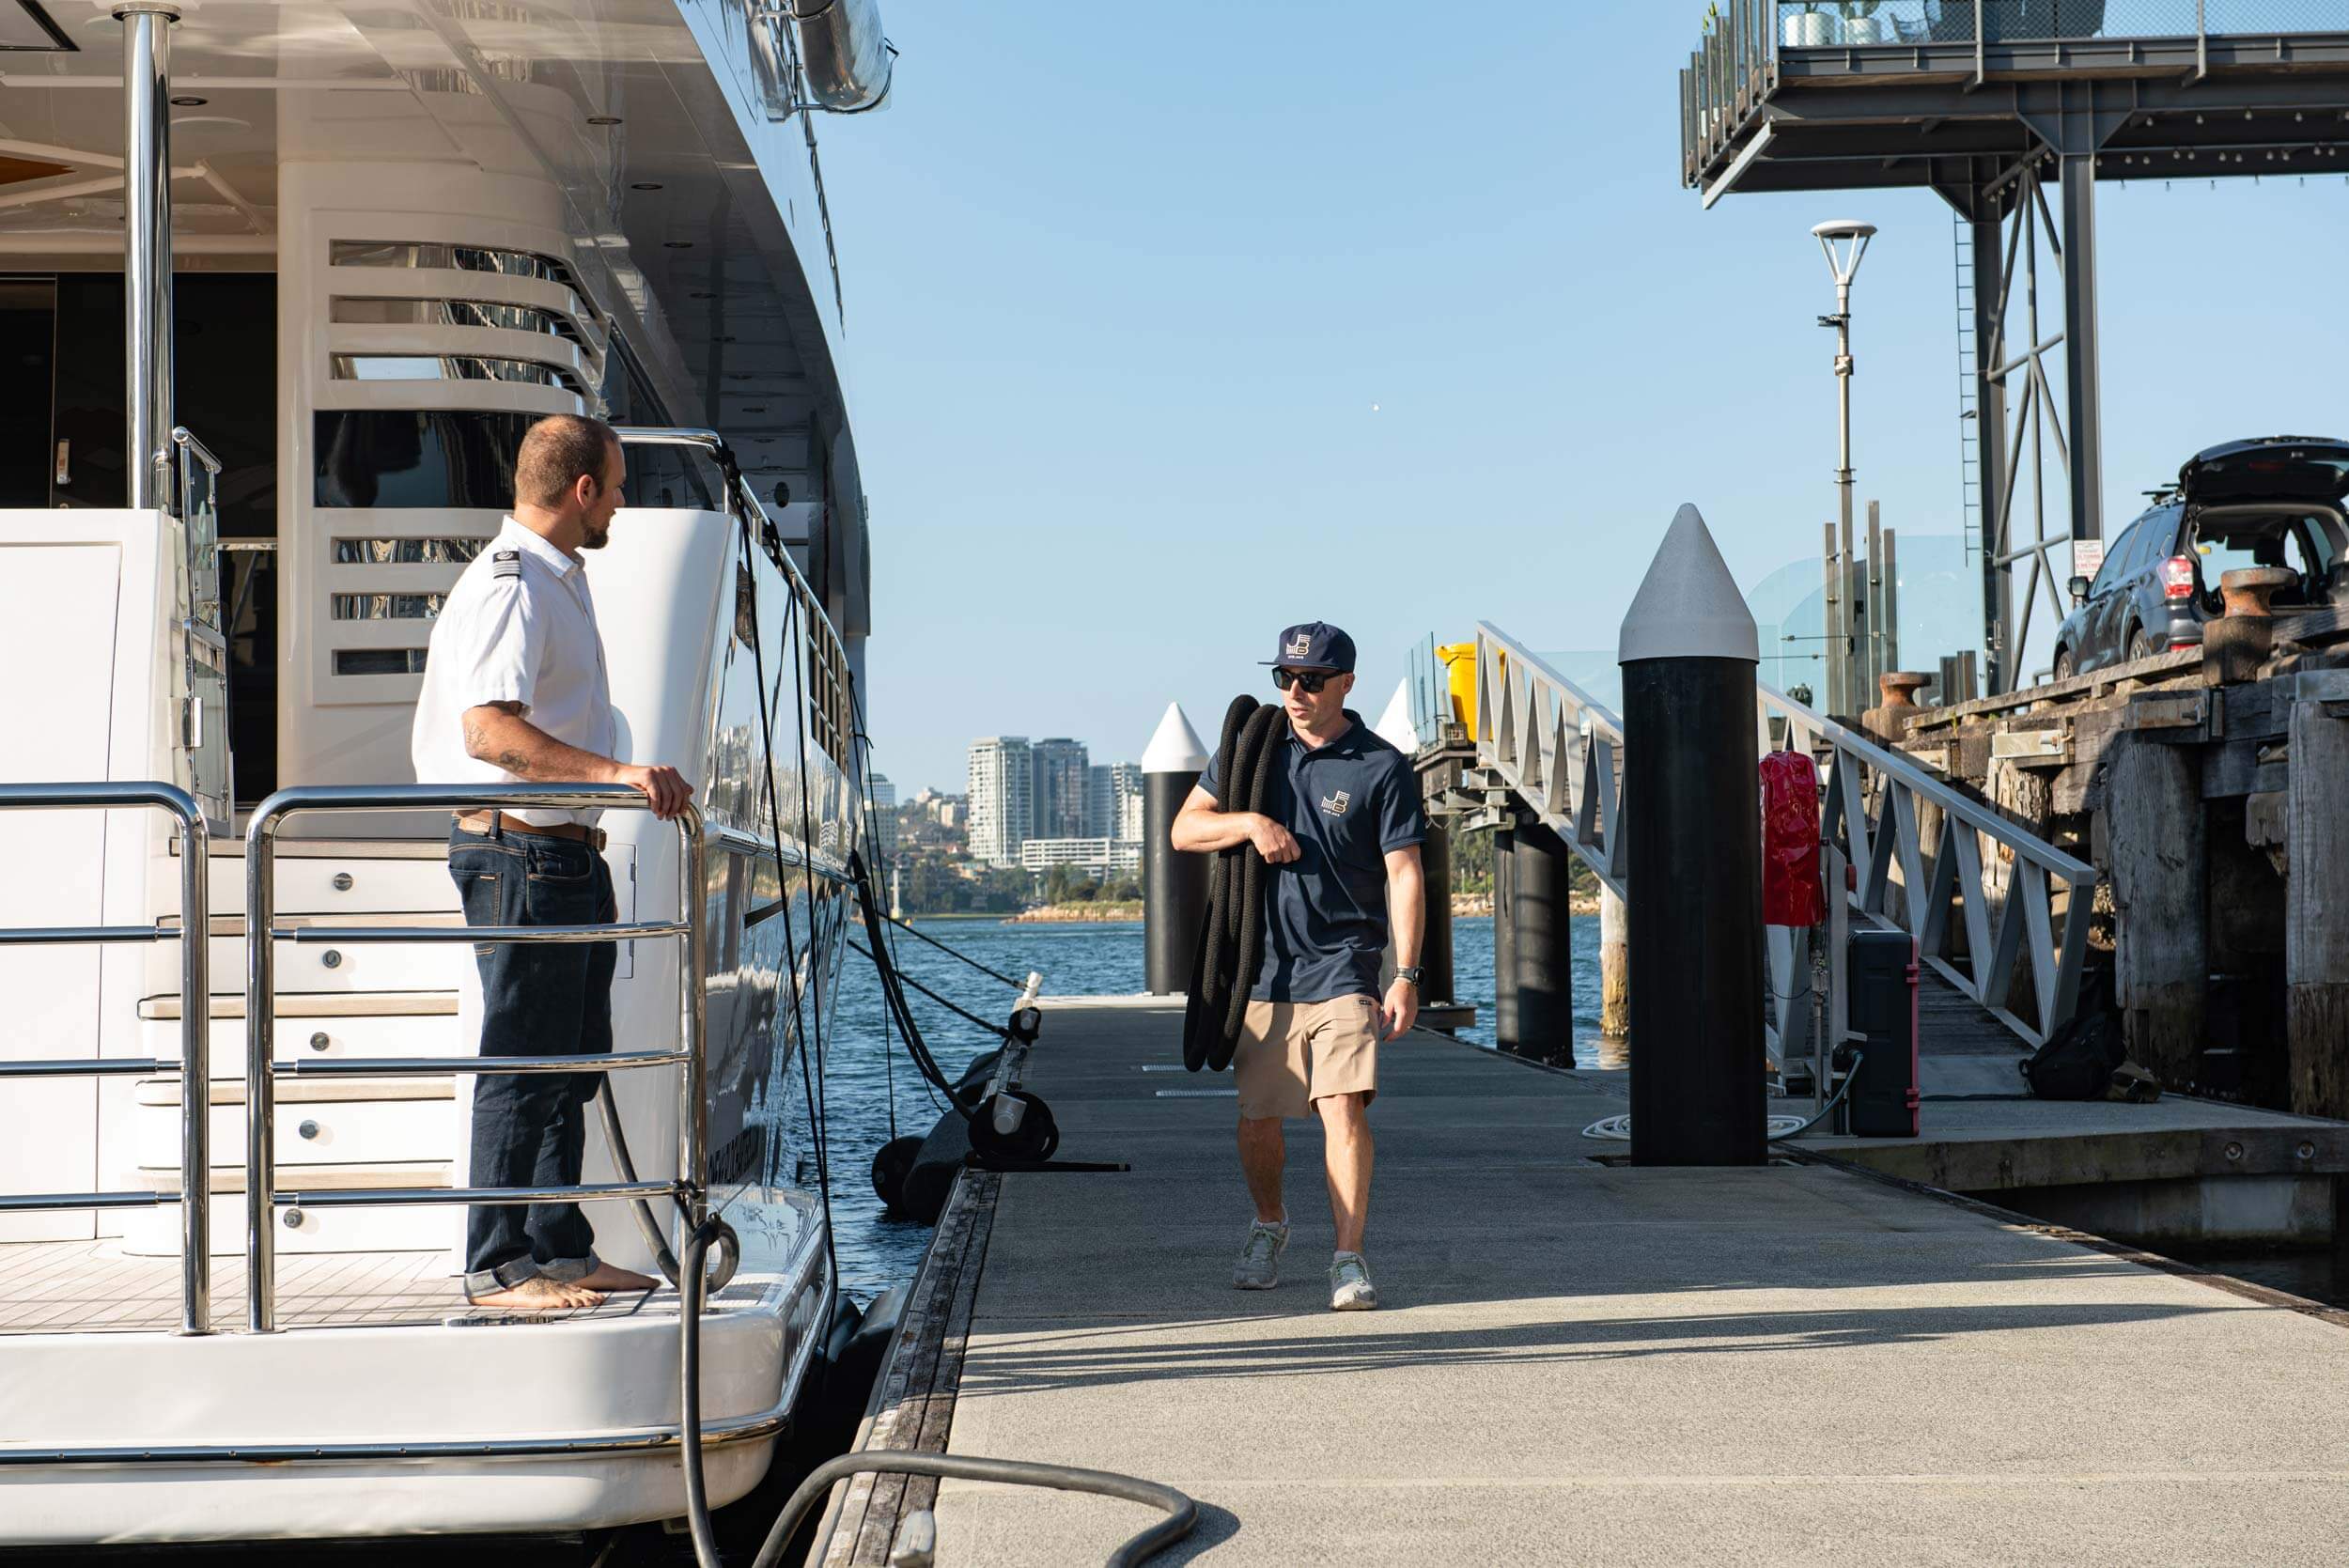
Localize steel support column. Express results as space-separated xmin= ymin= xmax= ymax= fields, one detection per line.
xmin=118 ymin=4 xmax=179 ymax=510
xmin=2057 ymin=149 xmax=2104 ymax=554
xmin=1968 ymin=198 xmax=2012 ymax=692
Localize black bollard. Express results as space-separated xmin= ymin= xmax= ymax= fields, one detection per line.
xmin=1622 ymin=505 xmax=1765 ymax=1166
xmin=1143 ymin=702 xmax=1210 ymax=995
xmin=1491 ymin=821 xmax=1520 ymax=1053
xmin=1512 ymin=819 xmax=1577 ymax=1068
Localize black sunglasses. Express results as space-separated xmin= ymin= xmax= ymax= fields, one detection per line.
xmin=1272 ymin=668 xmax=1339 ymax=693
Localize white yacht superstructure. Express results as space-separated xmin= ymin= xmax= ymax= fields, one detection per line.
xmin=0 ymin=0 xmax=887 ymax=1544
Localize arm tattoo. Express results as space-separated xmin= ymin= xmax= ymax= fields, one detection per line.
xmin=494 ymin=749 xmax=534 ymax=775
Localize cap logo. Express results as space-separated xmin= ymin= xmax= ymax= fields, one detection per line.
xmin=1284 ymin=632 xmax=1312 ymax=658
xmin=1321 ymin=790 xmax=1350 ymax=817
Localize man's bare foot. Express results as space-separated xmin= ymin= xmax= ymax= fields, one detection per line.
xmin=575 ymin=1261 xmax=659 ymax=1293
xmin=466 ymin=1275 xmax=605 ymax=1312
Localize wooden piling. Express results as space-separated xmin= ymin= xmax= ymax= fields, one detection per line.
xmin=2287 ymin=687 xmax=2349 ymax=1118
xmin=1599 ymin=887 xmax=1628 ymax=1039
xmin=2107 ymin=733 xmax=2206 ymax=1086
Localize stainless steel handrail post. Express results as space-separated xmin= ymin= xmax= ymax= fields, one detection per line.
xmin=677 ymin=804 xmax=709 ymax=1239
xmin=0 ymin=781 xmax=210 ymax=1332
xmin=175 ymin=802 xmax=210 ymax=1333
xmin=243 ymin=802 xmax=279 ymax=1331
xmin=241 ymin=784 xmax=713 ymax=1331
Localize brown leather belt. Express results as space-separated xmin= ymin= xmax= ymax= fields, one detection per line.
xmin=454 ymin=810 xmax=607 ymax=850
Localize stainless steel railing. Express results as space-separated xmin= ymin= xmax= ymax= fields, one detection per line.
xmin=242 ymin=784 xmax=708 ymax=1333
xmin=1763 ymin=685 xmax=2095 ymax=1048
xmin=1471 ymin=622 xmax=2097 ymax=1050
xmin=1472 ymin=623 xmax=1628 ymax=899
xmin=0 ymin=781 xmax=212 ymax=1332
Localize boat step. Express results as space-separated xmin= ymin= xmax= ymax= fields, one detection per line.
xmin=140 ymin=990 xmax=461 ymax=1020
xmin=133 ymin=1078 xmax=454 ymax=1106
xmin=138 ymin=1161 xmax=452 ymax=1195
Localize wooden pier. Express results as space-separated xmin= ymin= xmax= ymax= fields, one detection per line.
xmin=815 ymin=1001 xmax=2349 ymax=1566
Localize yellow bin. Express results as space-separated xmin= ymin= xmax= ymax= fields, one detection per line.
xmin=1436 ymin=641 xmax=1480 ymax=740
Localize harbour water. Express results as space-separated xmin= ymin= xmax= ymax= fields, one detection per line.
xmin=805 ymin=914 xmax=1608 ymax=1306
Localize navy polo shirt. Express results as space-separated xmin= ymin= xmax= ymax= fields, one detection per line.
xmin=1198 ymin=711 xmax=1427 ymax=1002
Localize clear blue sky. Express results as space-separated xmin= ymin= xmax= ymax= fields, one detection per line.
xmin=819 ymin=3 xmax=2349 ymax=795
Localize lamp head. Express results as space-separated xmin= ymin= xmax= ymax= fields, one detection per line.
xmin=1812 ymin=218 xmax=1877 ymax=289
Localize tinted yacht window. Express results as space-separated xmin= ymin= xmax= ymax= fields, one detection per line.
xmin=313 ymin=410 xmax=535 ymax=507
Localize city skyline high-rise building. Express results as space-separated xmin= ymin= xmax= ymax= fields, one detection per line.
xmin=966 ymin=737 xmax=1033 ymax=866
xmin=1031 ymin=737 xmax=1089 ymax=840
xmin=869 ymin=771 xmax=897 ymax=860
xmin=1086 ymin=761 xmax=1144 ymax=843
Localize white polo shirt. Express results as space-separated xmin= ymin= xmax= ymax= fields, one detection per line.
xmin=410 ymin=517 xmax=618 ymax=827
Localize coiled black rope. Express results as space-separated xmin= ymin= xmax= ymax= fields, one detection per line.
xmin=1183 ymin=695 xmax=1283 ymax=1073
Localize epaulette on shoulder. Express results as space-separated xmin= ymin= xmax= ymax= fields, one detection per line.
xmin=491 ymin=549 xmax=522 ymax=582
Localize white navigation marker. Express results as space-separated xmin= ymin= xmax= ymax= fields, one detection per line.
xmin=1143 ymin=701 xmax=1210 ymax=995
xmin=1142 ymin=701 xmax=1209 ymax=774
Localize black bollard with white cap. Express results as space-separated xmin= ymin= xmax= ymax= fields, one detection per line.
xmin=1143 ymin=702 xmax=1210 ymax=995
xmin=1621 ymin=505 xmax=1766 ymax=1166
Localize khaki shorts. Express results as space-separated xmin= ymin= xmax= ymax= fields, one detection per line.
xmin=1233 ymin=996 xmax=1381 ymax=1121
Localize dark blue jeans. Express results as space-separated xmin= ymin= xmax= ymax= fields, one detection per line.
xmin=448 ymin=821 xmax=617 ymax=1296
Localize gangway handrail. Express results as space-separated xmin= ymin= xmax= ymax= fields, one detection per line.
xmin=243 ymin=784 xmax=707 ymax=1333
xmin=0 ymin=780 xmax=210 ymax=1332
xmin=1472 ymin=623 xmax=1628 ymax=899
xmin=1470 ymin=622 xmax=2097 ymax=1052
xmin=1762 ymin=681 xmax=2093 ymax=1049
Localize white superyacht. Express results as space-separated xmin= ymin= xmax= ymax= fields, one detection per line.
xmin=0 ymin=0 xmax=886 ymax=1545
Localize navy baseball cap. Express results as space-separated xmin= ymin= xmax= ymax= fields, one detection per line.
xmin=1263 ymin=621 xmax=1356 ymax=673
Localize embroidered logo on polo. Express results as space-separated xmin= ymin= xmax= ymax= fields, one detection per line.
xmin=492 ymin=550 xmax=521 ymax=581
xmin=1320 ymin=790 xmax=1350 ymax=817
xmin=1284 ymin=632 xmax=1312 ymax=658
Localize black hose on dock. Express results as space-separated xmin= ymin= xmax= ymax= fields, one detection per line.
xmin=1183 ymin=695 xmax=1281 ymax=1073
xmin=748 ymin=1449 xmax=1199 ymax=1568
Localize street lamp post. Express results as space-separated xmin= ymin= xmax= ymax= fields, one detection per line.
xmin=1812 ymin=218 xmax=1875 ymax=718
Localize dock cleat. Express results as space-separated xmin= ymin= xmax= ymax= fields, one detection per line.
xmin=1233 ymin=1219 xmax=1290 ymax=1289
xmin=1329 ymin=1251 xmax=1377 ymax=1311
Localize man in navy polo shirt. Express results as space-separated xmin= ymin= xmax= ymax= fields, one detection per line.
xmin=1173 ymin=622 xmax=1427 ymax=1311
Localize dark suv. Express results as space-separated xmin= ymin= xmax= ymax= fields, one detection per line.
xmin=2050 ymin=436 xmax=2349 ymax=681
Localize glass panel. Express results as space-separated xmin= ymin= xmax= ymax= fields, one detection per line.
xmin=328 ymin=241 xmax=574 ymax=287
xmin=182 ymin=640 xmax=232 ymax=820
xmin=334 ymin=648 xmax=429 ymax=675
xmin=330 ymin=353 xmax=583 ymax=394
xmin=331 ymin=592 xmax=447 ymax=620
xmin=314 ymin=410 xmax=536 ymax=508
xmin=332 ymin=297 xmax=579 ymax=339
xmin=333 ymin=536 xmax=487 ymax=564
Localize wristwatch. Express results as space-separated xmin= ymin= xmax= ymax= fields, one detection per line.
xmin=1393 ymin=966 xmax=1423 ymax=987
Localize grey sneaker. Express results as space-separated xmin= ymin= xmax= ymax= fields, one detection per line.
xmin=1330 ymin=1251 xmax=1377 ymax=1311
xmin=1233 ymin=1219 xmax=1289 ymax=1290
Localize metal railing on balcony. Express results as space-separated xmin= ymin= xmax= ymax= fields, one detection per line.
xmin=242 ymin=784 xmax=708 ymax=1332
xmin=1683 ymin=2 xmax=2349 ymax=184
xmin=0 ymin=782 xmax=212 ymax=1332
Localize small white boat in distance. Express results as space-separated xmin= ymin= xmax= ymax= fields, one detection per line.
xmin=0 ymin=0 xmax=890 ymax=1545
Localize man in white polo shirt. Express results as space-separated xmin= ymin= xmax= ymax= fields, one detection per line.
xmin=412 ymin=413 xmax=692 ymax=1311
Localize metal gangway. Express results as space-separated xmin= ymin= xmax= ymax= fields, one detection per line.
xmin=1463 ymin=621 xmax=2095 ymax=1081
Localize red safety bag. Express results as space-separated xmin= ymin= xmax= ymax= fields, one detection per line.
xmin=1760 ymin=749 xmax=1825 ymax=928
